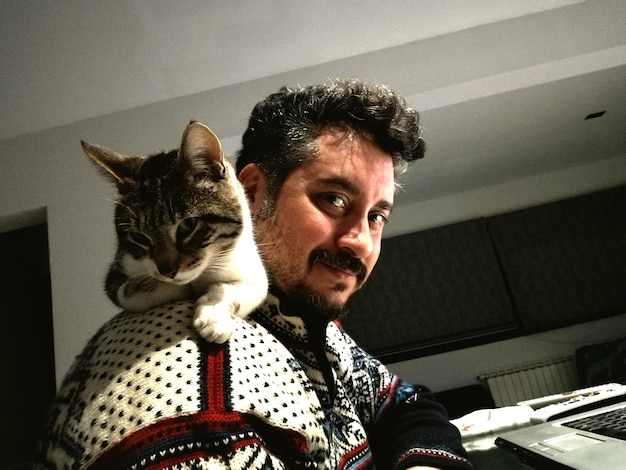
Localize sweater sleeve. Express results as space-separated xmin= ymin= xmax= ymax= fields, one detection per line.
xmin=329 ymin=323 xmax=472 ymax=469
xmin=370 ymin=380 xmax=473 ymax=470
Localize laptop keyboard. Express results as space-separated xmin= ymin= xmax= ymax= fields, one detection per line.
xmin=564 ymin=407 xmax=626 ymax=441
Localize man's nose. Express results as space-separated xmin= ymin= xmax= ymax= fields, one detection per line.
xmin=337 ymin=217 xmax=374 ymax=259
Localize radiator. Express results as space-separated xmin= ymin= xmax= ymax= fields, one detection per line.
xmin=479 ymin=356 xmax=580 ymax=407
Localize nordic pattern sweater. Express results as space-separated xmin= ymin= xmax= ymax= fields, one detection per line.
xmin=35 ymin=293 xmax=471 ymax=469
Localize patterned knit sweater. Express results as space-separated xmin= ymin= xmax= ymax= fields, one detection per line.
xmin=35 ymin=293 xmax=471 ymax=469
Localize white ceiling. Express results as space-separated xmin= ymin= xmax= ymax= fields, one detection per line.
xmin=2 ymin=0 xmax=625 ymax=207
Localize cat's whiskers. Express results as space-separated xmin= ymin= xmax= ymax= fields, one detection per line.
xmin=255 ymin=241 xmax=277 ymax=247
xmin=126 ymin=271 xmax=147 ymax=280
xmin=104 ymin=198 xmax=138 ymax=218
xmin=168 ymin=192 xmax=180 ymax=222
xmin=254 ymin=241 xmax=278 ymax=257
xmin=204 ymin=251 xmax=235 ymax=272
xmin=114 ymin=219 xmax=133 ymax=231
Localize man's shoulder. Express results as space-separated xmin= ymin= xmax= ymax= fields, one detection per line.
xmin=36 ymin=301 xmax=322 ymax=467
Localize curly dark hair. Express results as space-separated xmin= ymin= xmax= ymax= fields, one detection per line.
xmin=235 ymin=78 xmax=425 ymax=197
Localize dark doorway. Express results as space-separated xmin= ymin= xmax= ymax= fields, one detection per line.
xmin=0 ymin=223 xmax=55 ymax=468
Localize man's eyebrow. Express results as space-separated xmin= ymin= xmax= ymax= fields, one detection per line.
xmin=320 ymin=177 xmax=360 ymax=194
xmin=319 ymin=177 xmax=394 ymax=212
xmin=377 ymin=199 xmax=394 ymax=213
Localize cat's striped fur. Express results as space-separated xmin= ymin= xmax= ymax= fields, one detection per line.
xmin=82 ymin=121 xmax=267 ymax=343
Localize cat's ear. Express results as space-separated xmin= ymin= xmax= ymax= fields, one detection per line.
xmin=81 ymin=141 xmax=141 ymax=189
xmin=179 ymin=121 xmax=226 ymax=182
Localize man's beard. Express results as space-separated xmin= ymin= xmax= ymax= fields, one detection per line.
xmin=283 ymin=281 xmax=350 ymax=321
xmin=284 ymin=249 xmax=367 ymax=321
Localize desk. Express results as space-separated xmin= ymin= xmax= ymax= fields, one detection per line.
xmin=465 ymin=434 xmax=524 ymax=469
xmin=453 ymin=404 xmax=538 ymax=468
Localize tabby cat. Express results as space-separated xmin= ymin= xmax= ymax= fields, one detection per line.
xmin=81 ymin=121 xmax=268 ymax=343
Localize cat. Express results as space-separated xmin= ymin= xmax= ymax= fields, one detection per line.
xmin=81 ymin=120 xmax=268 ymax=343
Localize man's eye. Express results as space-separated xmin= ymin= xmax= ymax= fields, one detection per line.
xmin=369 ymin=213 xmax=389 ymax=227
xmin=321 ymin=194 xmax=347 ymax=210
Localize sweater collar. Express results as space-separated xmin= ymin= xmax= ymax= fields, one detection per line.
xmin=252 ymin=286 xmax=330 ymax=348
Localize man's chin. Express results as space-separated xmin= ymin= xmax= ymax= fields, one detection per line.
xmin=319 ymin=282 xmax=357 ymax=309
xmin=288 ymin=283 xmax=351 ymax=321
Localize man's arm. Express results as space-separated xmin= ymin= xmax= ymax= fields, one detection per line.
xmin=370 ymin=381 xmax=472 ymax=469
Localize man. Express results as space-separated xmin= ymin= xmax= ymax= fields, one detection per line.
xmin=35 ymin=79 xmax=471 ymax=469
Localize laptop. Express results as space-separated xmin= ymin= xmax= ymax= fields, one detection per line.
xmin=496 ymin=400 xmax=626 ymax=469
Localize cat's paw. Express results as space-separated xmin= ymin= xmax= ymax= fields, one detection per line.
xmin=193 ymin=304 xmax=237 ymax=344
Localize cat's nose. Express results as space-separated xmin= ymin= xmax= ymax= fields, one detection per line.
xmin=156 ymin=262 xmax=179 ymax=279
xmin=154 ymin=252 xmax=179 ymax=279
xmin=160 ymin=268 xmax=178 ymax=279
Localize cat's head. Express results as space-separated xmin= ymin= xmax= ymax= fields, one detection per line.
xmin=82 ymin=121 xmax=245 ymax=284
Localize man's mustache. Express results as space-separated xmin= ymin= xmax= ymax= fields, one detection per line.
xmin=310 ymin=249 xmax=367 ymax=281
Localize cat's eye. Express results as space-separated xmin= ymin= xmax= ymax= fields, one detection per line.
xmin=177 ymin=217 xmax=198 ymax=238
xmin=127 ymin=231 xmax=152 ymax=249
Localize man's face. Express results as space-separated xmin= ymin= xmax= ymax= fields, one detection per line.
xmin=239 ymin=131 xmax=395 ymax=318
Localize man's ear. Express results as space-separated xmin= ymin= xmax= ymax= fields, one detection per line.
xmin=238 ymin=163 xmax=268 ymax=213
